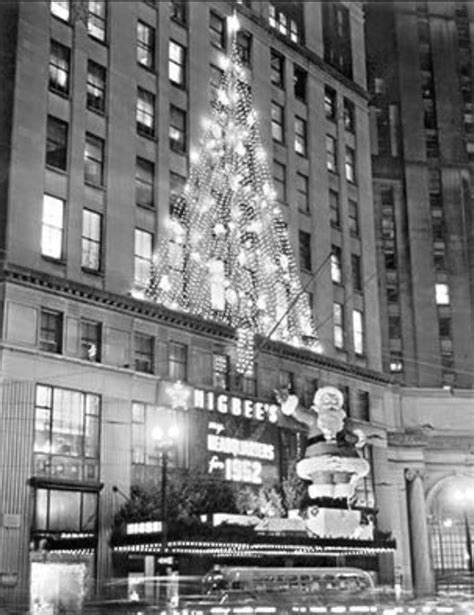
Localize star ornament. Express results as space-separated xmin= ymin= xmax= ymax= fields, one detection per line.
xmin=168 ymin=380 xmax=191 ymax=410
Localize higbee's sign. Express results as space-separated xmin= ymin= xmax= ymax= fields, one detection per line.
xmin=158 ymin=381 xmax=280 ymax=424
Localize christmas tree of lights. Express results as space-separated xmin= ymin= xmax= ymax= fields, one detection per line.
xmin=146 ymin=16 xmax=320 ymax=374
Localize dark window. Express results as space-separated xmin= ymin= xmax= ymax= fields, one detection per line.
xmin=331 ymin=245 xmax=342 ymax=284
xmin=273 ymin=160 xmax=286 ymax=203
xmin=169 ymin=171 xmax=187 ymax=216
xmin=279 ymin=370 xmax=295 ymax=392
xmin=271 ymin=50 xmax=285 ymax=88
xmin=170 ymin=0 xmax=187 ymax=24
xmin=169 ymin=105 xmax=187 ymax=153
xmin=326 ymin=135 xmax=337 ymax=172
xmin=431 ymin=208 xmax=444 ymax=241
xmin=81 ymin=209 xmax=102 ymax=272
xmin=345 ymin=146 xmax=356 ymax=183
xmin=80 ymin=319 xmax=101 ymax=362
xmin=434 ymin=243 xmax=446 ymax=272
xmin=384 ymin=247 xmax=397 ymax=270
xmin=296 ymin=173 xmax=309 ymax=212
xmin=294 ymin=116 xmax=307 ymax=157
xmin=35 ymin=489 xmax=98 ymax=533
xmin=271 ymin=102 xmax=285 ymax=143
xmin=387 ymin=285 xmax=399 ymax=303
xmin=299 ymin=230 xmax=312 ymax=271
xmin=268 ymin=2 xmax=304 ymax=44
xmin=351 ymin=254 xmax=362 ymax=292
xmin=210 ymin=64 xmax=224 ymax=102
xmin=242 ymin=366 xmax=257 ymax=397
xmin=349 ymin=199 xmax=359 ymax=236
xmin=49 ymin=40 xmax=70 ymax=95
xmin=390 ymin=351 xmax=403 ymax=373
xmin=356 ymin=390 xmax=370 ymax=422
xmin=46 ymin=116 xmax=68 ymax=171
xmin=293 ymin=65 xmax=307 ymax=101
xmin=426 ymin=133 xmax=439 ymax=158
xmin=169 ymin=40 xmax=186 ymax=87
xmin=87 ymin=61 xmax=106 ymax=113
xmin=213 ymin=353 xmax=230 ymax=390
xmin=137 ymin=88 xmax=155 ymax=137
xmin=343 ymin=98 xmax=355 ymax=132
xmin=322 ymin=0 xmax=352 ymax=79
xmin=169 ymin=341 xmax=187 ymax=380
xmin=236 ymin=30 xmax=252 ymax=66
xmin=324 ymin=86 xmax=337 ymax=120
xmin=33 ymin=384 xmax=100 ymax=483
xmin=134 ymin=334 xmax=154 ymax=374
xmin=87 ymin=0 xmax=107 ymax=42
xmin=136 ymin=157 xmax=155 ymax=208
xmin=388 ymin=315 xmax=401 ymax=339
xmin=84 ymin=133 xmax=104 ymax=186
xmin=137 ymin=21 xmax=155 ymax=70
xmin=39 ymin=310 xmax=63 ymax=354
xmin=329 ymin=190 xmax=340 ymax=227
xmin=439 ymin=316 xmax=452 ymax=339
xmin=210 ymin=11 xmax=226 ymax=49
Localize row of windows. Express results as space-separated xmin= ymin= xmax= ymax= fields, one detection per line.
xmin=333 ymin=303 xmax=365 ymax=356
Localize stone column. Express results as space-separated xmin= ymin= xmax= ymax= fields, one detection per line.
xmin=405 ymin=469 xmax=435 ymax=596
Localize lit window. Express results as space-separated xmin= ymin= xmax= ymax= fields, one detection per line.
xmin=294 ymin=65 xmax=307 ymax=101
xmin=136 ymin=157 xmax=154 ymax=208
xmin=271 ymin=50 xmax=284 ymax=88
xmin=329 ymin=190 xmax=340 ymax=227
xmin=299 ymin=231 xmax=312 ymax=271
xmin=210 ymin=11 xmax=226 ymax=49
xmin=331 ymin=246 xmax=342 ymax=284
xmin=49 ymin=40 xmax=70 ymax=95
xmin=134 ymin=228 xmax=153 ymax=287
xmin=82 ymin=209 xmax=102 ymax=271
xmin=169 ymin=341 xmax=187 ymax=381
xmin=46 ymin=116 xmax=68 ymax=171
xmin=326 ymin=135 xmax=337 ymax=172
xmin=87 ymin=61 xmax=106 ymax=113
xmin=39 ymin=310 xmax=63 ymax=354
xmin=50 ymin=1 xmax=70 ymax=22
xmin=353 ymin=309 xmax=364 ymax=355
xmin=390 ymin=351 xmax=403 ymax=373
xmin=169 ymin=105 xmax=187 ymax=153
xmin=436 ymin=283 xmax=450 ymax=305
xmin=84 ymin=133 xmax=104 ymax=186
xmin=213 ymin=353 xmax=230 ymax=390
xmin=87 ymin=1 xmax=107 ymax=42
xmin=268 ymin=2 xmax=302 ymax=44
xmin=273 ymin=160 xmax=286 ymax=203
xmin=296 ymin=173 xmax=309 ymax=212
xmin=33 ymin=384 xmax=100 ymax=482
xmin=134 ymin=333 xmax=154 ymax=374
xmin=169 ymin=171 xmax=187 ymax=217
xmin=170 ymin=0 xmax=186 ymax=24
xmin=324 ymin=87 xmax=337 ymax=120
xmin=169 ymin=40 xmax=186 ymax=86
xmin=343 ymin=98 xmax=355 ymax=132
xmin=80 ymin=319 xmax=101 ymax=362
xmin=41 ymin=195 xmax=64 ymax=260
xmin=333 ymin=302 xmax=344 ymax=349
xmin=294 ymin=116 xmax=307 ymax=157
xmin=137 ymin=21 xmax=155 ymax=69
xmin=271 ymin=102 xmax=285 ymax=143
xmin=137 ymin=88 xmax=155 ymax=137
xmin=345 ymin=146 xmax=356 ymax=183
xmin=35 ymin=489 xmax=97 ymax=533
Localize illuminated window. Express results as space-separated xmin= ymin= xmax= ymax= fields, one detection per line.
xmin=294 ymin=116 xmax=307 ymax=157
xmin=331 ymin=246 xmax=343 ymax=284
xmin=271 ymin=49 xmax=284 ymax=88
xmin=41 ymin=194 xmax=64 ymax=260
xmin=169 ymin=341 xmax=187 ymax=381
xmin=293 ymin=65 xmax=307 ymax=101
xmin=169 ymin=40 xmax=186 ymax=86
xmin=80 ymin=319 xmax=101 ymax=362
xmin=390 ymin=351 xmax=403 ymax=373
xmin=46 ymin=116 xmax=68 ymax=171
xmin=136 ymin=157 xmax=154 ymax=208
xmin=134 ymin=333 xmax=154 ymax=374
xmin=353 ymin=309 xmax=364 ymax=355
xmin=84 ymin=133 xmax=104 ymax=186
xmin=242 ymin=365 xmax=257 ymax=397
xmin=50 ymin=1 xmax=70 ymax=22
xmin=87 ymin=1 xmax=107 ymax=42
xmin=345 ymin=146 xmax=356 ymax=183
xmin=49 ymin=40 xmax=70 ymax=95
xmin=81 ymin=209 xmax=102 ymax=271
xmin=39 ymin=310 xmax=63 ymax=354
xmin=137 ymin=21 xmax=155 ymax=70
xmin=299 ymin=231 xmax=312 ymax=271
xmin=329 ymin=190 xmax=340 ymax=227
xmin=87 ymin=61 xmax=106 ymax=113
xmin=273 ymin=160 xmax=286 ymax=203
xmin=210 ymin=11 xmax=226 ymax=49
xmin=325 ymin=86 xmax=337 ymax=120
xmin=134 ymin=229 xmax=153 ymax=287
xmin=271 ymin=102 xmax=285 ymax=143
xmin=326 ymin=135 xmax=337 ymax=172
xmin=354 ymin=447 xmax=375 ymax=508
xmin=268 ymin=2 xmax=303 ymax=44
xmin=34 ymin=384 xmax=100 ymax=481
xmin=170 ymin=0 xmax=186 ymax=24
xmin=169 ymin=171 xmax=187 ymax=216
xmin=169 ymin=105 xmax=187 ymax=153
xmin=213 ymin=353 xmax=230 ymax=390
xmin=436 ymin=283 xmax=450 ymax=305
xmin=35 ymin=489 xmax=97 ymax=533
xmin=333 ymin=302 xmax=344 ymax=349
xmin=137 ymin=88 xmax=155 ymax=137
xmin=296 ymin=173 xmax=309 ymax=213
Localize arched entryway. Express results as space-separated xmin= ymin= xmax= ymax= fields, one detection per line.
xmin=427 ymin=475 xmax=474 ymax=592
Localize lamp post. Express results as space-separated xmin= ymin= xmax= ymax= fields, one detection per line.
xmin=152 ymin=425 xmax=179 ymax=554
xmin=453 ymin=489 xmax=474 ymax=575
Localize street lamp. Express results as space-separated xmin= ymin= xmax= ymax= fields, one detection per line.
xmin=152 ymin=425 xmax=179 ymax=553
xmin=453 ymin=488 xmax=474 ymax=574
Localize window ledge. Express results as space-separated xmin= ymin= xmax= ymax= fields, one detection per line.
xmin=87 ymin=106 xmax=106 ymax=117
xmin=137 ymin=202 xmax=156 ymax=212
xmin=81 ymin=267 xmax=104 ymax=277
xmin=171 ymin=17 xmax=187 ymax=28
xmin=48 ymin=87 xmax=70 ymax=100
xmin=84 ymin=180 xmax=106 ymax=192
xmin=30 ymin=476 xmax=103 ymax=492
xmin=41 ymin=255 xmax=66 ymax=266
xmin=45 ymin=164 xmax=68 ymax=176
xmin=137 ymin=130 xmax=157 ymax=142
xmin=138 ymin=62 xmax=156 ymax=74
